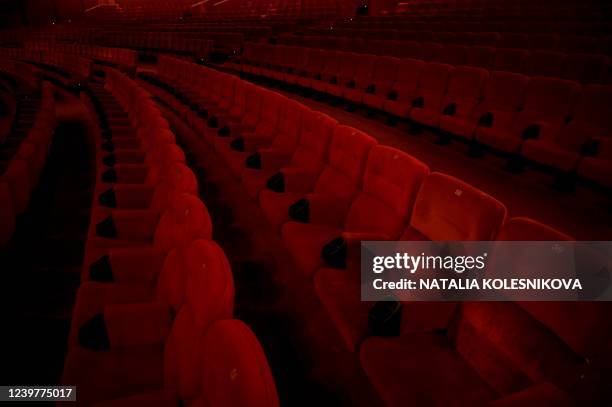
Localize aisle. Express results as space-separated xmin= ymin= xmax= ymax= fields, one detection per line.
xmin=0 ymin=120 xmax=95 ymax=386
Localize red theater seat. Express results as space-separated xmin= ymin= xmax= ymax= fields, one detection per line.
xmin=466 ymin=46 xmax=496 ymax=69
xmin=316 ymin=172 xmax=506 ymax=351
xmin=476 ymin=77 xmax=580 ymax=154
xmin=362 ymin=57 xmax=400 ymax=111
xmin=63 ymin=247 xmax=235 ymax=405
xmin=409 ymin=62 xmax=453 ymax=127
xmin=561 ymin=53 xmax=609 ymax=85
xmin=343 ymin=54 xmax=377 ymax=104
xmin=434 ymin=66 xmax=489 ymax=131
xmin=577 ymin=137 xmax=612 ymax=188
xmin=383 ymin=58 xmax=424 ymax=118
xmin=82 ymin=193 xmax=212 ymax=282
xmin=283 ymin=146 xmax=429 ymax=276
xmin=241 ymin=109 xmax=334 ymax=199
xmin=524 ymin=51 xmax=567 ymax=78
xmin=326 ymin=52 xmax=359 ymax=98
xmin=522 ymin=84 xmax=612 ymax=173
xmin=311 ymin=51 xmax=341 ymax=93
xmin=258 ymin=125 xmax=376 ymax=228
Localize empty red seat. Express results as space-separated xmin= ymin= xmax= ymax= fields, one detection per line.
xmin=326 ymin=52 xmax=359 ymax=98
xmin=523 ymin=84 xmax=612 ymax=173
xmin=283 ymin=146 xmax=428 ymax=276
xmin=316 ymin=172 xmax=506 ymax=352
xmin=258 ymin=125 xmax=376 ymax=228
xmin=214 ymin=91 xmax=288 ymax=176
xmin=311 ymin=51 xmax=340 ymax=93
xmin=362 ymin=57 xmax=400 ymax=110
xmin=62 ymin=242 xmax=235 ymax=405
xmin=444 ymin=71 xmax=529 ymax=141
xmin=343 ymin=54 xmax=377 ymax=104
xmin=241 ymin=109 xmax=336 ymax=199
xmin=434 ymin=66 xmax=489 ymax=131
xmin=82 ymin=193 xmax=212 ymax=282
xmin=383 ymin=58 xmax=424 ymax=118
xmin=476 ymin=77 xmax=580 ymax=154
xmin=296 ymin=49 xmax=326 ymax=88
xmin=409 ymin=62 xmax=453 ymax=127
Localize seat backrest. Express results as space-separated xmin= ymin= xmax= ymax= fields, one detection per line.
xmin=521 ymin=77 xmax=580 ymax=122
xmin=404 ymin=172 xmax=507 ymax=241
xmin=228 ymin=80 xmax=248 ymax=118
xmin=393 ymin=58 xmax=423 ymax=94
xmin=315 ymin=125 xmax=377 ymax=200
xmin=481 ymin=71 xmax=529 ymax=113
xmin=154 ymin=193 xmax=213 ymax=251
xmin=197 ymin=319 xmax=280 ymax=407
xmin=163 ymin=239 xmax=234 ymax=403
xmin=562 ymin=84 xmax=612 ymax=140
xmin=150 ymin=162 xmax=199 ymax=212
xmin=445 ymin=66 xmax=489 ymax=101
xmin=352 ymin=54 xmax=377 ymax=84
xmin=242 ymin=84 xmax=263 ymax=127
xmin=291 ymin=110 xmax=337 ymax=171
xmin=442 ymin=44 xmax=468 ymax=65
xmin=270 ymin=100 xmax=304 ymax=151
xmin=336 ymin=52 xmax=358 ymax=80
xmin=255 ymin=90 xmax=283 ymax=134
xmin=416 ymin=62 xmax=453 ymax=96
xmin=371 ymin=56 xmax=399 ymax=87
xmin=345 ymin=146 xmax=429 ymax=238
xmin=455 ymin=218 xmax=611 ymax=397
xmin=145 ymin=144 xmax=186 ymax=166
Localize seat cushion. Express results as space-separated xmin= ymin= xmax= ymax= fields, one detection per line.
xmin=258 ymin=190 xmax=302 ymax=228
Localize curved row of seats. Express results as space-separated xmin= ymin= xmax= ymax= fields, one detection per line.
xmin=60 ymin=68 xmax=279 ymax=406
xmin=290 ymin=30 xmax=612 ymax=55
xmin=247 ymin=41 xmax=610 ymax=85
xmin=230 ymin=43 xmax=612 ymax=188
xmin=0 ymin=81 xmax=55 ymax=246
xmin=143 ymin=55 xmax=611 ymax=405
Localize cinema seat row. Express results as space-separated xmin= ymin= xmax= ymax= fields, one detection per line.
xmin=242 ymin=41 xmax=611 ymax=85
xmin=288 ymin=31 xmax=612 ymax=56
xmin=276 ymin=36 xmax=612 ymax=74
xmin=0 ymin=81 xmax=55 ymax=246
xmin=142 ymin=54 xmax=610 ymax=405
xmin=56 ymin=68 xmax=279 ymax=406
xmin=229 ymin=44 xmax=612 ymax=188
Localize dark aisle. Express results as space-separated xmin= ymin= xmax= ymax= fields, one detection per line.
xmin=0 ymin=120 xmax=94 ymax=386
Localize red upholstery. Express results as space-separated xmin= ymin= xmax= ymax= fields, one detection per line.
xmin=436 ymin=66 xmax=489 ymax=130
xmin=523 ymin=84 xmax=612 ymax=172
xmin=82 ymin=193 xmax=213 ymax=281
xmin=476 ymin=77 xmax=580 ymax=153
xmin=449 ymin=71 xmax=529 ymax=140
xmin=409 ymin=62 xmax=453 ymax=127
xmin=63 ymin=240 xmax=234 ymax=405
xmin=403 ymin=172 xmax=507 ymax=241
xmin=383 ymin=58 xmax=424 ymax=118
xmin=259 ymin=124 xmax=376 ymax=228
xmin=241 ymin=108 xmax=333 ymax=199
xmin=362 ymin=56 xmax=400 ymax=110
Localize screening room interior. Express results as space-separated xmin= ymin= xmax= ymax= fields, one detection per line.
xmin=0 ymin=0 xmax=611 ymax=405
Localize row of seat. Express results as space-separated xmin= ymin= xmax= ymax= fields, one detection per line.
xmin=60 ymin=68 xmax=279 ymax=406
xmin=0 ymin=81 xmax=55 ymax=246
xmin=230 ymin=43 xmax=612 ymax=188
xmin=257 ymin=41 xmax=611 ymax=84
xmin=24 ymin=42 xmax=138 ymax=72
xmin=143 ymin=55 xmax=610 ymax=405
xmin=294 ymin=30 xmax=612 ymax=54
